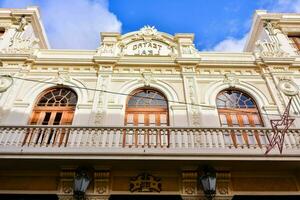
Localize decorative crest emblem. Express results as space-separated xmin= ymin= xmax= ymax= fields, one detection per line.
xmin=129 ymin=172 xmax=161 ymax=193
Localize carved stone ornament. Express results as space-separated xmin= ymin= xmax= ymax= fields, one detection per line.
xmin=136 ymin=25 xmax=160 ymax=42
xmin=216 ymin=171 xmax=231 ymax=196
xmin=129 ymin=172 xmax=162 ymax=193
xmin=54 ymin=71 xmax=71 ymax=84
xmin=62 ymin=182 xmax=73 ymax=194
xmin=255 ymin=40 xmax=288 ymax=58
xmin=182 ymin=171 xmax=198 ymax=195
xmin=140 ymin=72 xmax=156 ymax=87
xmin=278 ymin=79 xmax=299 ymax=96
xmin=263 ymin=20 xmax=280 ymax=36
xmin=121 ymin=26 xmax=177 ymax=56
xmin=0 ymin=75 xmax=13 ymax=93
xmin=223 ymin=73 xmax=239 ymax=87
xmin=97 ymin=43 xmax=115 ymax=56
xmin=181 ymin=45 xmax=199 ymax=56
xmin=94 ymin=170 xmax=110 ymax=195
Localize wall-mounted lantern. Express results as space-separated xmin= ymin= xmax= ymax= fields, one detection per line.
xmin=73 ymin=168 xmax=91 ymax=200
xmin=199 ymin=166 xmax=217 ymax=200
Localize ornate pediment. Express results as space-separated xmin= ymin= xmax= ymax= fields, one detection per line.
xmin=121 ymin=26 xmax=177 ymax=56
xmin=97 ymin=25 xmax=199 ymax=57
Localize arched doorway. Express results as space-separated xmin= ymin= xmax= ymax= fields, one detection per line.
xmin=216 ymin=89 xmax=263 ymax=127
xmin=29 ymin=87 xmax=78 ymax=125
xmin=125 ymin=88 xmax=169 ymax=127
xmin=123 ymin=88 xmax=169 ymax=147
xmin=216 ymin=89 xmax=264 ymax=147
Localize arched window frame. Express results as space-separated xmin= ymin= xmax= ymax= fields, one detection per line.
xmin=125 ymin=87 xmax=169 ymax=126
xmin=29 ymin=87 xmax=78 ymax=125
xmin=216 ymin=89 xmax=264 ymax=127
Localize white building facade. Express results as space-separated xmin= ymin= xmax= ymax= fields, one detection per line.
xmin=0 ymin=7 xmax=300 ymax=200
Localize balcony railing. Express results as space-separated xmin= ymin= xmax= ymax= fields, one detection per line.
xmin=0 ymin=126 xmax=299 ymax=154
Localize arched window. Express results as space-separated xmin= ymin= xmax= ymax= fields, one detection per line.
xmin=216 ymin=90 xmax=263 ymax=127
xmin=125 ymin=88 xmax=168 ymax=126
xmin=29 ymin=87 xmax=78 ymax=125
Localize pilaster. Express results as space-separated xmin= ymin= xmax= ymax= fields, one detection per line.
xmin=57 ymin=169 xmax=75 ymax=200
xmin=90 ymin=65 xmax=113 ymax=126
xmin=180 ymin=65 xmax=201 ymax=126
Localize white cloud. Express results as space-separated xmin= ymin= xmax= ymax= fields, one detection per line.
xmin=211 ymin=0 xmax=300 ymax=52
xmin=211 ymin=34 xmax=248 ymax=52
xmin=1 ymin=0 xmax=122 ymax=49
xmin=269 ymin=0 xmax=300 ymax=12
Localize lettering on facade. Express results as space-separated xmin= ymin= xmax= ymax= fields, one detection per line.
xmin=129 ymin=173 xmax=162 ymax=192
xmin=131 ymin=41 xmax=163 ymax=56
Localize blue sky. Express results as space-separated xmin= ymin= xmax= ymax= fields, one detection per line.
xmin=1 ymin=0 xmax=300 ymax=51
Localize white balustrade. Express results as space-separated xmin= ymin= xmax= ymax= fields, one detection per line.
xmin=0 ymin=126 xmax=299 ymax=153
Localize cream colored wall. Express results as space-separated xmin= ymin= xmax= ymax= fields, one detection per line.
xmin=1 ymin=9 xmax=300 ymax=129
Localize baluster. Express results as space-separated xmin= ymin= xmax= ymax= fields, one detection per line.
xmin=235 ymin=129 xmax=243 ymax=148
xmin=77 ymin=128 xmax=83 ymax=147
xmin=173 ymin=129 xmax=178 ymax=148
xmin=15 ymin=128 xmax=24 ymax=146
xmin=284 ymin=130 xmax=291 ymax=149
xmin=111 ymin=128 xmax=117 ymax=148
xmin=98 ymin=128 xmax=103 ymax=147
xmin=1 ymin=128 xmax=7 ymax=146
xmin=138 ymin=128 xmax=143 ymax=147
xmin=108 ymin=128 xmax=113 ymax=148
xmin=217 ymin=129 xmax=224 ymax=148
xmin=54 ymin=128 xmax=61 ymax=147
xmin=188 ymin=129 xmax=193 ymax=148
xmin=248 ymin=129 xmax=256 ymax=149
xmin=223 ymin=129 xmax=231 ymax=148
xmin=41 ymin=128 xmax=50 ymax=147
xmin=100 ymin=128 xmax=107 ymax=147
xmin=62 ymin=128 xmax=69 ymax=147
xmin=294 ymin=130 xmax=300 ymax=148
xmin=71 ymin=128 xmax=77 ymax=147
xmin=149 ymin=128 xmax=154 ymax=147
xmin=133 ymin=128 xmax=138 ymax=148
xmin=169 ymin=129 xmax=175 ymax=148
xmin=30 ymin=128 xmax=39 ymax=146
xmin=8 ymin=128 xmax=17 ymax=145
xmin=107 ymin=128 xmax=112 ymax=148
xmin=205 ymin=129 xmax=212 ymax=148
xmin=84 ymin=128 xmax=91 ymax=146
xmin=198 ymin=129 xmax=204 ymax=148
xmin=287 ymin=130 xmax=296 ymax=149
xmin=115 ymin=128 xmax=121 ymax=148
xmin=22 ymin=128 xmax=31 ymax=146
xmin=4 ymin=127 xmax=14 ymax=145
xmin=182 ymin=129 xmax=187 ymax=148
xmin=0 ymin=128 xmax=4 ymax=145
xmin=211 ymin=129 xmax=218 ymax=148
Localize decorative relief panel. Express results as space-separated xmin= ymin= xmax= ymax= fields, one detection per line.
xmin=216 ymin=171 xmax=231 ymax=196
xmin=122 ymin=26 xmax=177 ymax=56
xmin=94 ymin=170 xmax=110 ymax=195
xmin=187 ymin=77 xmax=200 ymax=126
xmin=139 ymin=72 xmax=157 ymax=87
xmin=58 ymin=169 xmax=75 ymax=199
xmin=2 ymin=16 xmax=39 ymax=54
xmin=181 ymin=171 xmax=198 ymax=195
xmin=98 ymin=26 xmax=178 ymax=57
xmin=223 ymin=73 xmax=239 ymax=88
xmin=94 ymin=75 xmax=109 ymax=125
xmin=129 ymin=172 xmax=162 ymax=193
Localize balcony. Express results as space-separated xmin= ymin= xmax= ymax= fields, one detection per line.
xmin=0 ymin=125 xmax=299 ymax=159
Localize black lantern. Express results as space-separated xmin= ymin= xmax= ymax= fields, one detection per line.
xmin=74 ymin=168 xmax=91 ymax=200
xmin=199 ymin=166 xmax=216 ymax=200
